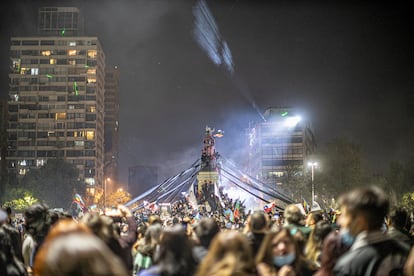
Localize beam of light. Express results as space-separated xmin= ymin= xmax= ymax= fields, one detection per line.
xmin=192 ymin=0 xmax=265 ymax=122
xmin=73 ymin=81 xmax=78 ymax=95
xmin=193 ymin=0 xmax=234 ymax=73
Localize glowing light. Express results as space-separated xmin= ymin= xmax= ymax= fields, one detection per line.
xmin=213 ymin=129 xmax=224 ymax=138
xmin=46 ymin=74 xmax=53 ymax=79
xmin=61 ymin=28 xmax=65 ymax=36
xmin=73 ymin=82 xmax=78 ymax=95
xmin=281 ymin=111 xmax=289 ymax=117
xmin=284 ymin=115 xmax=302 ymax=127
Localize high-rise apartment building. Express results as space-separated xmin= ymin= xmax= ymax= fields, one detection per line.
xmin=247 ymin=107 xmax=316 ymax=191
xmin=7 ymin=7 xmax=105 ymax=201
xmin=104 ymin=66 xmax=119 ymax=193
xmin=38 ymin=7 xmax=84 ymax=37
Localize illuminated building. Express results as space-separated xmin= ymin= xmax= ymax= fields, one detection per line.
xmin=247 ymin=107 xmax=316 ymax=191
xmin=7 ymin=7 xmax=106 ymax=199
xmin=104 ymin=66 xmax=120 ymax=193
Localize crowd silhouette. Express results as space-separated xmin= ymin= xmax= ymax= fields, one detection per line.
xmin=1 ymin=185 xmax=414 ymax=276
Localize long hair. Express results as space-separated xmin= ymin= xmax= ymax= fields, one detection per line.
xmin=154 ymin=225 xmax=196 ymax=276
xmin=34 ymin=232 xmax=128 ymax=276
xmin=197 ymin=230 xmax=255 ymax=276
xmin=255 ymin=228 xmax=304 ymax=273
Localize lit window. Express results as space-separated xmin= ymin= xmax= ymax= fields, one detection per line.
xmin=86 ymin=131 xmax=95 ymax=140
xmin=87 ymin=77 xmax=96 ymax=84
xmin=86 ymin=68 xmax=96 ymax=74
xmin=88 ymin=106 xmax=96 ymax=112
xmin=19 ymin=168 xmax=27 ymax=175
xmin=68 ymin=49 xmax=77 ymax=56
xmin=20 ymin=68 xmax=29 ymax=75
xmin=41 ymin=50 xmax=51 ymax=56
xmin=69 ymin=41 xmax=76 ymax=46
xmin=50 ymin=58 xmax=56 ymax=64
xmin=55 ymin=112 xmax=66 ymax=120
xmin=85 ymin=177 xmax=95 ymax=186
xmin=75 ymin=141 xmax=84 ymax=147
xmin=87 ymin=50 xmax=97 ymax=58
xmin=36 ymin=159 xmax=45 ymax=167
xmin=12 ymin=59 xmax=21 ymax=72
xmin=68 ymin=60 xmax=76 ymax=65
xmin=31 ymin=68 xmax=39 ymax=75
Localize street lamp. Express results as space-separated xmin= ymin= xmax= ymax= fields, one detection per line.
xmin=104 ymin=177 xmax=110 ymax=210
xmin=308 ymin=162 xmax=317 ymax=209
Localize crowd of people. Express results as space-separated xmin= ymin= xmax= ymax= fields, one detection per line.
xmin=1 ymin=185 xmax=414 ymax=276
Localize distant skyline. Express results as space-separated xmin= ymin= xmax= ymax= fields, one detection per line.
xmin=1 ymin=0 xmax=413 ymax=185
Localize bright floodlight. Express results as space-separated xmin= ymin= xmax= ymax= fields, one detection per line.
xmin=284 ymin=115 xmax=302 ymax=127
xmin=308 ymin=162 xmax=318 ymax=167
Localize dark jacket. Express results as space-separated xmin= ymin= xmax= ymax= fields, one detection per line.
xmin=333 ymin=235 xmax=409 ymax=276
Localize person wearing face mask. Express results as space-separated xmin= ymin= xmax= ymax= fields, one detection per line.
xmin=333 ymin=186 xmax=410 ymax=276
xmin=256 ymin=228 xmax=316 ymax=276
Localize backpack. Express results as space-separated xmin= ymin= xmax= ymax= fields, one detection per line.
xmin=365 ymin=239 xmax=409 ymax=276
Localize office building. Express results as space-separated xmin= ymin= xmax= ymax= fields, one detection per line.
xmin=247 ymin=107 xmax=316 ymax=191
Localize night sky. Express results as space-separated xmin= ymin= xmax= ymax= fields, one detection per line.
xmin=1 ymin=0 xmax=413 ymax=186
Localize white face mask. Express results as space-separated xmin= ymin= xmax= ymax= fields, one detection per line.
xmin=273 ymin=252 xmax=296 ymax=267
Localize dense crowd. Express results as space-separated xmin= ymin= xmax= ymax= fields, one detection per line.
xmin=1 ymin=185 xmax=414 ymax=276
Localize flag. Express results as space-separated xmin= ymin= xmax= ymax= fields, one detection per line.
xmin=73 ymin=193 xmax=85 ymax=206
xmin=233 ymin=199 xmax=240 ymax=219
xmin=263 ymin=202 xmax=275 ymax=214
xmin=188 ymin=183 xmax=199 ymax=210
xmin=224 ymin=208 xmax=234 ymax=222
xmin=311 ymin=201 xmax=322 ymax=212
xmin=214 ymin=182 xmax=225 ymax=208
xmin=302 ymin=198 xmax=308 ymax=213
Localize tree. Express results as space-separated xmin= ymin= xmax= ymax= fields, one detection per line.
xmin=1 ymin=187 xmax=38 ymax=211
xmin=316 ymin=138 xmax=365 ymax=199
xmin=20 ymin=159 xmax=83 ymax=208
xmin=105 ymin=188 xmax=131 ymax=207
xmin=284 ymin=163 xmax=307 ymax=202
xmin=384 ymin=159 xmax=414 ymax=205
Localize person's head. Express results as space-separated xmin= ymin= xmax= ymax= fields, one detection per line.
xmin=338 ymin=186 xmax=389 ymax=235
xmin=155 ymin=225 xmax=195 ymax=275
xmin=148 ymin=215 xmax=162 ymax=225
xmin=136 ymin=221 xmax=148 ymax=240
xmin=194 ymin=217 xmax=220 ymax=248
xmin=284 ymin=204 xmax=304 ymax=225
xmin=306 ymin=212 xmax=323 ymax=228
xmin=311 ymin=221 xmax=332 ymax=245
xmin=80 ymin=213 xmax=116 ymax=243
xmin=249 ymin=210 xmax=269 ymax=233
xmin=197 ymin=230 xmax=255 ymax=276
xmin=43 ymin=218 xmax=91 ymax=243
xmin=33 ymin=232 xmax=128 ymax=276
xmin=388 ymin=207 xmax=411 ymax=232
xmin=24 ymin=203 xmax=52 ymax=243
xmin=256 ymin=228 xmax=300 ymax=270
xmin=144 ymin=223 xmax=162 ymax=245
